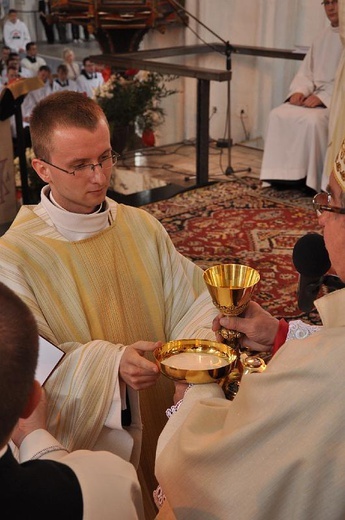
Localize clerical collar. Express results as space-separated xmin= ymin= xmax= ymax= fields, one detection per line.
xmin=49 ymin=190 xmax=105 ymax=214
xmin=39 ymin=185 xmax=114 ymax=241
xmin=55 ymin=79 xmax=68 ymax=87
xmin=26 ymin=56 xmax=37 ymax=63
xmin=81 ymin=69 xmax=96 ymax=80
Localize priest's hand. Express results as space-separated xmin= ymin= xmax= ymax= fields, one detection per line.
xmin=302 ymin=94 xmax=324 ymax=108
xmin=289 ymin=92 xmax=305 ymax=105
xmin=212 ymin=301 xmax=280 ymax=352
xmin=119 ymin=341 xmax=161 ymax=390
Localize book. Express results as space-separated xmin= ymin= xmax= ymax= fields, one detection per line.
xmin=36 ymin=336 xmax=65 ymax=385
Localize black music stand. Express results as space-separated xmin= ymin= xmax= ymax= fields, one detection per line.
xmin=167 ymin=0 xmax=251 ymax=176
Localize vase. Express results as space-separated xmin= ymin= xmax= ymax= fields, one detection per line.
xmin=110 ymin=123 xmax=141 ymax=154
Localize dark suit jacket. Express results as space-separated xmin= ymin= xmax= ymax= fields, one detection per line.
xmin=0 ymin=446 xmax=83 ymax=519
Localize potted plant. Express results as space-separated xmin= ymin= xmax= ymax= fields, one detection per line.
xmin=93 ymin=69 xmax=178 ymax=153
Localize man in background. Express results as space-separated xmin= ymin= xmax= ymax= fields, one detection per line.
xmin=21 ymin=42 xmax=46 ymax=78
xmin=38 ymin=0 xmax=55 ymax=44
xmin=76 ymin=56 xmax=104 ymax=98
xmin=0 ymin=281 xmax=144 ymax=519
xmin=3 ymin=9 xmax=30 ymax=54
xmin=260 ymin=0 xmax=342 ymax=193
xmin=53 ymin=63 xmax=77 ymax=92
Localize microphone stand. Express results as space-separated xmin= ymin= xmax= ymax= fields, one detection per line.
xmin=224 ymin=41 xmax=251 ymax=176
xmin=167 ymin=0 xmax=251 ymax=177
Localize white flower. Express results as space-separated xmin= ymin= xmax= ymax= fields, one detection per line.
xmin=134 ymin=70 xmax=149 ymax=82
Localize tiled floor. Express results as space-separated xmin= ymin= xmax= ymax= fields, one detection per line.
xmin=113 ymin=141 xmax=262 ymax=195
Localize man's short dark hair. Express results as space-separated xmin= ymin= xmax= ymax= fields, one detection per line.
xmin=57 ymin=63 xmax=68 ymax=74
xmin=39 ymin=65 xmax=51 ymax=73
xmin=30 ymin=91 xmax=108 ymax=160
xmin=26 ymin=41 xmax=36 ymax=52
xmin=0 ymin=283 xmax=39 ymax=446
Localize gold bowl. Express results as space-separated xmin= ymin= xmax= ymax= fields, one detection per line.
xmin=154 ymin=339 xmax=237 ymax=384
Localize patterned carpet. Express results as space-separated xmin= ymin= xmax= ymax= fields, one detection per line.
xmin=144 ymin=177 xmax=322 ymax=324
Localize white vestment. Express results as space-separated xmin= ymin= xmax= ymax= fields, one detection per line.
xmin=155 ymin=287 xmax=345 ymax=520
xmin=260 ymin=25 xmax=342 ymax=192
xmin=52 ymin=78 xmax=77 ymax=92
xmin=76 ymin=72 xmax=104 ymax=98
xmin=3 ymin=18 xmax=30 ymax=52
xmin=21 ymin=82 xmax=54 ymax=119
xmin=19 ymin=429 xmax=145 ymax=520
xmin=20 ymin=56 xmax=47 ymax=77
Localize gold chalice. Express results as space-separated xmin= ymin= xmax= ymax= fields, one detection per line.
xmin=203 ymin=263 xmax=262 ymax=399
xmin=204 ymin=263 xmax=260 ymax=342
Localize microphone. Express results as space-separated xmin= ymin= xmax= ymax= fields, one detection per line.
xmin=292 ymin=233 xmax=331 ymax=312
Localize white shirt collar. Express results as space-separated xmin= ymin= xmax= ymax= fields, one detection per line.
xmin=39 ymin=185 xmax=113 ymax=241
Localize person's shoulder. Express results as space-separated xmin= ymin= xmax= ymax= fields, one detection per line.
xmin=116 ymin=201 xmax=157 ymax=220
xmin=312 ymin=23 xmax=339 ymax=43
xmin=58 ymin=450 xmax=144 ymax=519
xmin=115 ymin=201 xmax=164 ymax=230
xmin=59 ymin=449 xmax=138 ymax=476
xmin=0 ymin=205 xmax=40 ymax=237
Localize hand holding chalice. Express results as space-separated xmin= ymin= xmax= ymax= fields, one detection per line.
xmin=203 ymin=263 xmax=263 ymax=399
xmin=203 ymin=263 xmax=260 ymax=345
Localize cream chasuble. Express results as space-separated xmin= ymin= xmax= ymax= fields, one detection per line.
xmin=0 ymin=197 xmax=218 ymax=515
xmin=156 ymin=288 xmax=345 ymax=520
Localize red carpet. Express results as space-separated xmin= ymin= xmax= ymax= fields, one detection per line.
xmin=144 ymin=178 xmax=322 ymax=323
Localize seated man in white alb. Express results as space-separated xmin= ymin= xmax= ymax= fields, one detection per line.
xmin=260 ymin=0 xmax=342 ymax=193
xmin=76 ymin=56 xmax=103 ymax=98
xmin=3 ymin=9 xmax=30 ymax=54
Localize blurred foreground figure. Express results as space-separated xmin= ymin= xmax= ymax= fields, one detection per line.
xmin=0 ymin=281 xmax=144 ymax=519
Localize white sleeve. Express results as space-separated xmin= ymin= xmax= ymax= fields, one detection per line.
xmin=287 ymin=320 xmax=321 ymax=341
xmin=19 ymin=429 xmax=145 ymax=520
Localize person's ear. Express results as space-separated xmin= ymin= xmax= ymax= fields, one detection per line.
xmin=21 ymin=380 xmax=42 ymax=419
xmin=31 ymin=158 xmax=51 ymax=183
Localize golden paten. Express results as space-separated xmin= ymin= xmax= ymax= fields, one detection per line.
xmin=153 ymin=339 xmax=237 ymax=384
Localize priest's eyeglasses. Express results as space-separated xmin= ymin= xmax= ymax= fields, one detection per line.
xmin=313 ymin=191 xmax=345 ymax=215
xmin=40 ymin=151 xmax=119 ymax=177
xmin=321 ymin=0 xmax=338 ymax=5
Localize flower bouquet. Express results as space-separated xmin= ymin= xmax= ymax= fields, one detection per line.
xmin=93 ymin=70 xmax=178 ymax=152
